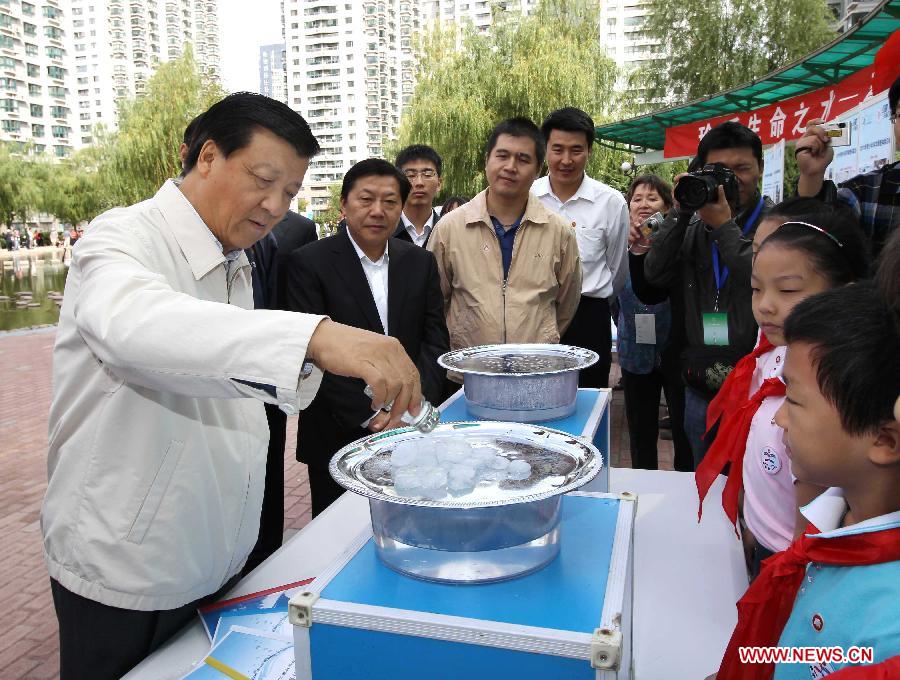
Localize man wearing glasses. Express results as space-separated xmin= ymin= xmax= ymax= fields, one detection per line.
xmin=394 ymin=145 xmax=444 ymax=247
xmin=795 ymin=75 xmax=900 ymax=259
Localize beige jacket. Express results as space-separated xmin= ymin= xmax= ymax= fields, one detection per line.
xmin=42 ymin=180 xmax=325 ymax=611
xmin=427 ymin=189 xmax=582 ymax=354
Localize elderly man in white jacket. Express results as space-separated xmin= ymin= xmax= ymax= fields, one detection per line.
xmin=41 ymin=93 xmax=422 ymax=680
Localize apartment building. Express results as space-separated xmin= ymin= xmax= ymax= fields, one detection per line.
xmin=283 ymin=0 xmax=418 ymax=212
xmin=259 ymin=42 xmax=287 ymax=103
xmin=0 ymin=0 xmax=74 ymax=157
xmin=68 ymin=0 xmax=220 ymax=147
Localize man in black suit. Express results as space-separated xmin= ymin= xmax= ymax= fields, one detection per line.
xmin=271 ymin=210 xmax=317 ymax=307
xmin=286 ymin=159 xmax=449 ymax=516
xmin=392 ymin=144 xmax=443 ymax=247
xmin=242 ymin=210 xmax=317 ymax=574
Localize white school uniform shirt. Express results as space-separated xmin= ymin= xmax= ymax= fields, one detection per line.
xmin=742 ymin=343 xmax=793 ymax=553
xmin=400 ymin=210 xmax=436 ymax=248
xmin=532 ymin=173 xmax=629 ymax=298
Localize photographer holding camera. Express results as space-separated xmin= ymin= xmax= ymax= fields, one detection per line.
xmin=641 ymin=122 xmax=771 ymax=466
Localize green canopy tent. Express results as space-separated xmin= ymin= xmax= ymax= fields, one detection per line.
xmin=594 ymin=0 xmax=900 ymax=156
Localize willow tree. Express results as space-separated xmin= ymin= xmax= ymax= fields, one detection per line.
xmin=0 ymin=144 xmax=41 ymax=227
xmin=395 ymin=0 xmax=627 ymax=197
xmin=632 ymin=0 xmax=836 ymax=107
xmin=99 ymin=47 xmax=225 ymax=206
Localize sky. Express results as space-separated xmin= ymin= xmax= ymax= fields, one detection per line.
xmin=217 ymin=0 xmax=283 ymax=94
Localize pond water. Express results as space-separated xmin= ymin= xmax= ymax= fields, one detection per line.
xmin=0 ymin=251 xmax=70 ymax=332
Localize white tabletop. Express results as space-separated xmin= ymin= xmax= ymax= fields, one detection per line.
xmin=125 ymin=469 xmax=747 ymax=680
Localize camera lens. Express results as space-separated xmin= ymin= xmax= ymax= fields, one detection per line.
xmin=674 ymin=175 xmax=716 ymax=212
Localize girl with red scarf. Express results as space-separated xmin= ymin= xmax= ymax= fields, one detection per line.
xmin=696 ymin=201 xmax=870 ymax=576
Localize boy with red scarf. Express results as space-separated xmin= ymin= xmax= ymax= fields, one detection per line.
xmin=711 ymin=281 xmax=900 ymax=679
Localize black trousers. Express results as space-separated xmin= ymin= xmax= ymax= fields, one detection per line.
xmin=308 ymin=463 xmax=347 ymax=518
xmin=561 ymin=295 xmax=612 ymax=389
xmin=51 ymin=576 xmax=238 ymax=680
xmin=243 ymin=402 xmax=287 ymax=575
xmin=621 ymin=357 xmax=692 ymax=472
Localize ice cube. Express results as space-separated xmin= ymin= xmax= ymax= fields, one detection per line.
xmin=482 ymin=469 xmax=507 ymax=482
xmin=449 ymin=464 xmax=476 ymax=481
xmin=414 ymin=450 xmax=439 ymax=469
xmin=420 ymin=467 xmax=448 ymax=489
xmin=393 ymin=468 xmax=422 ymax=497
xmin=507 ymin=460 xmax=532 ymax=480
xmin=447 ymin=475 xmax=475 ymax=495
xmin=489 ymin=455 xmax=510 ymax=471
xmin=390 ymin=440 xmax=418 ymax=468
xmin=442 ymin=438 xmax=473 ymax=464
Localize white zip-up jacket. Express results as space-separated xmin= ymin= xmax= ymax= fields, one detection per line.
xmin=42 ymin=180 xmax=325 ymax=611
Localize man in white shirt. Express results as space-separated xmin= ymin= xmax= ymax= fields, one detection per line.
xmin=43 ymin=94 xmax=423 ymax=680
xmin=533 ymin=107 xmax=629 ymax=388
xmin=393 ymin=144 xmax=444 ymax=247
xmin=286 ymin=159 xmax=449 ymax=515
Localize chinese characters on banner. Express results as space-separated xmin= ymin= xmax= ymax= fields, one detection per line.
xmin=663 ymin=66 xmax=878 ymax=158
xmin=761 ymin=140 xmax=785 ymax=204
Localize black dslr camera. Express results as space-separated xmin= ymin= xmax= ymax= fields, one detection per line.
xmin=673 ymin=162 xmax=739 ymax=212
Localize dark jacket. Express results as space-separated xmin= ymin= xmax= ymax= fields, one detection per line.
xmin=284 ymin=230 xmax=449 ymax=468
xmin=392 ymin=209 xmax=440 ymax=247
xmin=642 ymin=195 xmax=771 ymax=395
xmin=271 ymin=210 xmax=317 ymax=309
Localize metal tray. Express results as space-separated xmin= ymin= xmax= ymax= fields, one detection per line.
xmin=328 ymin=421 xmax=602 ymax=508
xmin=437 ymin=343 xmax=598 ymax=376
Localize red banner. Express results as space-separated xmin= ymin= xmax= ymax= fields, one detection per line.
xmin=663 ymin=65 xmax=880 ymax=158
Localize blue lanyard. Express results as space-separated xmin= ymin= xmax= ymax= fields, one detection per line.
xmin=712 ymin=196 xmax=764 ymax=293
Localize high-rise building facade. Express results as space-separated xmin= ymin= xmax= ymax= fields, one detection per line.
xmin=0 ymin=0 xmax=75 ymax=157
xmin=259 ymin=42 xmax=286 ymax=103
xmin=283 ymin=0 xmax=418 ymax=212
xmin=420 ymin=0 xmax=659 ymax=82
xmin=68 ymin=0 xmax=220 ymax=148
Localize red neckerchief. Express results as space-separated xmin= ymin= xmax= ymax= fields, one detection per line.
xmin=829 ymin=655 xmax=900 ymax=678
xmin=696 ymin=377 xmax=786 ymax=529
xmin=705 ymin=334 xmax=775 ymax=434
xmin=718 ymin=523 xmax=900 ymax=680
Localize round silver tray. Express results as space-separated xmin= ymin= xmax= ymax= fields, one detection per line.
xmin=437 ymin=343 xmax=598 ymax=377
xmin=437 ymin=344 xmax=599 ymax=422
xmin=329 ymin=421 xmax=602 ymax=508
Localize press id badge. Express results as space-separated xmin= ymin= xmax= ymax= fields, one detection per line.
xmin=635 ymin=314 xmax=656 ymax=344
xmin=702 ymin=312 xmax=729 ymax=346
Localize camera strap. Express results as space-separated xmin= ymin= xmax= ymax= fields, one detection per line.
xmin=711 ymin=196 xmax=765 ymax=311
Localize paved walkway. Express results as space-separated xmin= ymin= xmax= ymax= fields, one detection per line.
xmin=0 ymin=328 xmax=672 ymax=678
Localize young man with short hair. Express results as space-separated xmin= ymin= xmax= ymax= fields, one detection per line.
xmin=394 ymin=144 xmax=443 ymax=247
xmin=533 ymin=107 xmax=629 ymax=388
xmin=428 ymin=117 xmax=582 ymax=371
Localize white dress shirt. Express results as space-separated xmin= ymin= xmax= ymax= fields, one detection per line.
xmin=400 ymin=210 xmax=435 ymax=248
xmin=532 ymin=174 xmax=629 ymax=298
xmin=347 ymin=229 xmax=390 ymax=334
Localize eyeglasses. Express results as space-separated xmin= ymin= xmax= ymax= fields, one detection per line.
xmin=403 ymin=169 xmax=437 ymax=179
xmin=779 ymin=221 xmax=844 ymax=248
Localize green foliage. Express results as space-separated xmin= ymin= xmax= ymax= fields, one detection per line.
xmin=0 ymin=144 xmax=42 ymax=226
xmin=0 ymin=49 xmax=224 ymax=229
xmin=633 ymin=0 xmax=836 ymax=107
xmin=98 ymin=46 xmax=226 ymax=206
xmin=316 ymin=183 xmax=343 ymax=228
xmin=396 ymin=0 xmax=624 ymax=197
